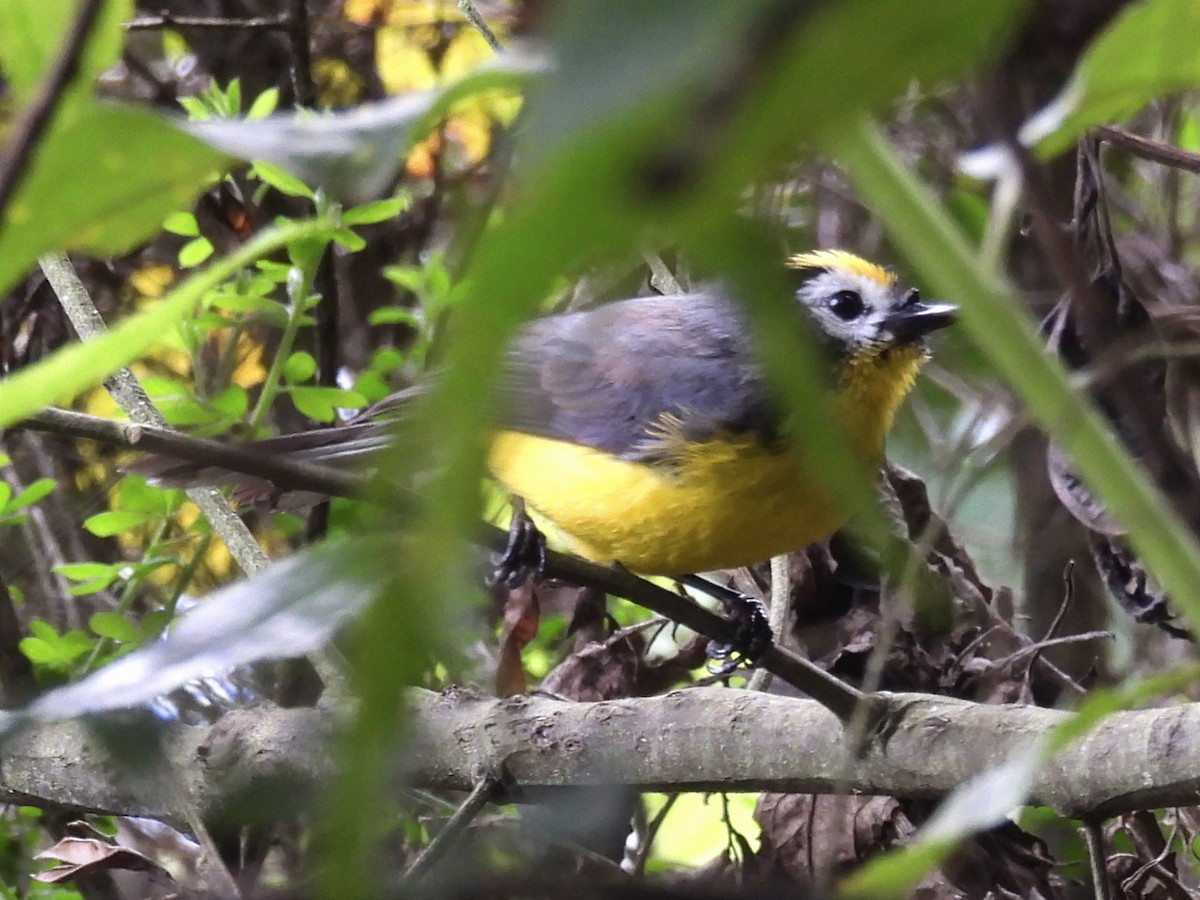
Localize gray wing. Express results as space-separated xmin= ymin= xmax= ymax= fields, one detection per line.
xmin=496 ymin=293 xmax=781 ymax=461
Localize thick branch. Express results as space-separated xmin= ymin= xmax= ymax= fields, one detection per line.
xmin=2 ymin=689 xmax=1200 ymax=824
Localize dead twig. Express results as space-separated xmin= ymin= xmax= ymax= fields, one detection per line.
xmin=1095 ymin=125 xmax=1200 ymax=176
xmin=124 ymin=12 xmax=289 ymax=31
xmin=399 ymin=775 xmax=500 ymax=886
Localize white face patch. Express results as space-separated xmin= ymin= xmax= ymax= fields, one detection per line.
xmin=796 ymin=267 xmax=904 ymax=352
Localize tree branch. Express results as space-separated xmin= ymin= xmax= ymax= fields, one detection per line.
xmin=2 ymin=689 xmax=1200 ymax=825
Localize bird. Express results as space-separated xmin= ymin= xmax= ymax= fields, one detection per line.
xmin=486 ymin=250 xmax=954 ymax=577
xmin=138 ymin=250 xmax=955 ymax=662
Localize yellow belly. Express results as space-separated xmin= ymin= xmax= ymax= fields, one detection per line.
xmin=485 ymin=344 xmax=925 ymax=575
xmin=487 ymin=430 xmax=846 ymax=574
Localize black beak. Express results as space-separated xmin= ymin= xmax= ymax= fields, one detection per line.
xmin=883 ymin=291 xmax=956 ymax=343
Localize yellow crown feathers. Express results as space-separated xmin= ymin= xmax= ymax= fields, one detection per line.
xmin=787 ymin=250 xmax=896 ymax=289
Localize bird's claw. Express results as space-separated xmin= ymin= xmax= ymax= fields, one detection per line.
xmin=490 ymin=503 xmax=547 ymax=590
xmin=705 ymin=590 xmax=772 ymax=675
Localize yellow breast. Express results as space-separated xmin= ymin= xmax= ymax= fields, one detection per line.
xmin=488 ymin=429 xmax=841 ymax=574
xmin=486 ymin=345 xmax=926 ymax=575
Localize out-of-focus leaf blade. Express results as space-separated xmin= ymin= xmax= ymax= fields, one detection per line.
xmin=2 ymin=536 xmax=399 ymax=727
xmin=183 ymin=54 xmax=542 ymax=203
xmin=0 ymin=104 xmax=226 ymax=297
xmin=0 ymin=0 xmax=131 ymax=105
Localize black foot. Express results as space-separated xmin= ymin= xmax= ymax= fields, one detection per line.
xmin=490 ymin=499 xmax=546 ymax=590
xmin=676 ymin=574 xmax=773 ymax=674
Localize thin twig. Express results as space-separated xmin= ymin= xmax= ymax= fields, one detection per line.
xmin=643 ymin=252 xmax=684 ymax=295
xmin=124 ymin=13 xmax=289 ymax=31
xmin=629 ymin=793 xmax=677 ymax=875
xmin=0 ymin=0 xmax=107 ymax=237
xmin=995 ymin=630 xmax=1114 ymax=671
xmin=0 ymin=435 xmax=94 ymax=627
xmin=1120 ymin=814 xmax=1189 ymax=900
xmin=22 ymin=407 xmax=367 ymax=502
xmin=1025 ymin=560 xmax=1077 ymax=681
xmin=535 ymin=549 xmax=865 ymax=720
xmin=748 ymin=554 xmax=790 ymax=692
xmin=1095 ymin=125 xmax=1200 ymax=176
xmin=400 ymin=775 xmax=500 ymax=885
xmin=38 ymin=255 xmax=272 ymax=578
xmin=457 ymin=0 xmax=502 ymax=52
xmin=1082 ymin=818 xmax=1113 ymax=900
xmin=285 ymin=0 xmax=316 ymax=108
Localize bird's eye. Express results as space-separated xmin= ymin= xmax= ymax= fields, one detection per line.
xmin=828 ymin=290 xmax=865 ymax=321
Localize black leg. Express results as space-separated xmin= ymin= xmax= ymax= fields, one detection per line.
xmin=675 ymin=574 xmax=773 ymax=673
xmin=490 ymin=498 xmax=547 ymax=589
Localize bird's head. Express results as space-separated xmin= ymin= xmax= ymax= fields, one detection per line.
xmin=786 ymin=250 xmax=955 ymax=438
xmin=788 ymin=250 xmax=956 ymax=365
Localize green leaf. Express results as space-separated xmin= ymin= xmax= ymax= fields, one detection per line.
xmin=226 ymin=79 xmax=243 ymax=117
xmin=157 ymin=401 xmax=221 ymax=428
xmin=178 ymin=236 xmax=215 ymax=267
xmin=0 ymin=219 xmax=333 ymax=429
xmin=0 ymin=0 xmax=131 ymax=106
xmin=247 ymin=87 xmax=280 ymax=120
xmin=19 ymin=637 xmax=62 ymax=666
xmin=0 ymin=483 xmax=11 ymax=513
xmin=382 ymin=266 xmax=424 ymax=292
xmin=116 ymin=477 xmax=179 ymax=515
xmin=88 ymin=612 xmax=141 ymax=643
xmin=6 ymin=478 xmax=57 ymax=512
xmin=252 ymin=161 xmax=316 ymax=198
xmin=208 ymin=291 xmax=288 ymax=316
xmin=331 ymin=228 xmax=366 ymax=252
xmin=210 ymin=384 xmax=249 ymax=418
xmin=368 ymin=306 xmax=420 ymax=327
xmin=352 ymin=370 xmax=390 ymax=404
xmin=289 ymin=386 xmax=368 ymax=422
xmin=162 ymin=211 xmax=200 ymax=237
xmin=283 ymin=351 xmax=317 ymax=383
xmin=54 ymin=562 xmax=121 ymax=582
xmin=0 ymin=104 xmax=227 ymax=297
xmin=369 ymin=347 xmax=406 ymax=372
xmin=342 ymin=195 xmax=409 ymax=226
xmin=141 ymin=376 xmax=214 ymax=426
xmin=18 ymin=622 xmax=91 ymax=668
xmin=83 ymin=509 xmax=157 ymax=537
xmin=178 ymin=95 xmax=210 ymax=120
xmin=0 ymin=3 xmax=75 ymax=103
